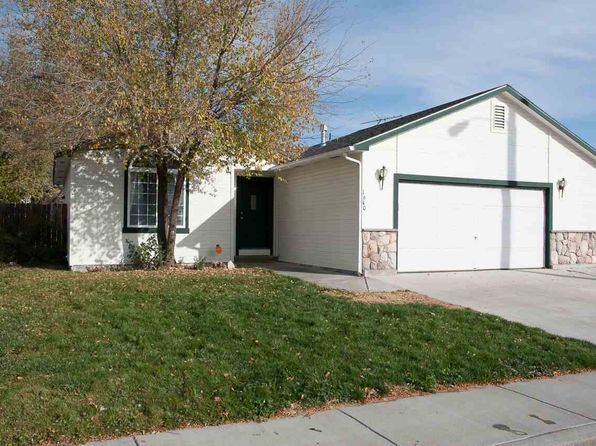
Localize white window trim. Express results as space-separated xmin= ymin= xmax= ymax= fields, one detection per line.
xmin=127 ymin=166 xmax=187 ymax=229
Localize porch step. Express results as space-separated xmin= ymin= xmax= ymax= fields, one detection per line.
xmin=235 ymin=256 xmax=279 ymax=264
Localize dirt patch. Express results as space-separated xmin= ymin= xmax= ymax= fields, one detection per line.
xmin=82 ymin=265 xmax=271 ymax=277
xmin=272 ymin=386 xmax=427 ymax=419
xmin=324 ymin=288 xmax=462 ymax=309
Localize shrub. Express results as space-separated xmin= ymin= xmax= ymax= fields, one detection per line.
xmin=193 ymin=256 xmax=208 ymax=270
xmin=126 ymin=235 xmax=164 ymax=270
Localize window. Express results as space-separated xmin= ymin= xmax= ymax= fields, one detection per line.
xmin=128 ymin=169 xmax=157 ymax=227
xmin=491 ymin=102 xmax=507 ymax=132
xmin=125 ymin=167 xmax=188 ymax=232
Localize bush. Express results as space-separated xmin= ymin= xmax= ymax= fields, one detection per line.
xmin=193 ymin=256 xmax=208 ymax=270
xmin=126 ymin=235 xmax=164 ymax=270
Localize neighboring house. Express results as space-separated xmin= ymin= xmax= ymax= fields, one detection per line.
xmin=53 ymin=84 xmax=596 ymax=273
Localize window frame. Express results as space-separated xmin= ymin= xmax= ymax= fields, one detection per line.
xmin=123 ymin=165 xmax=190 ymax=234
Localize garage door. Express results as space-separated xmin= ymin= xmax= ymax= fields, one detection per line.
xmin=398 ymin=183 xmax=545 ymax=272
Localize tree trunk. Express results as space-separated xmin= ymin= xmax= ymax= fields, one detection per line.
xmin=163 ymin=170 xmax=185 ymax=266
xmin=156 ymin=162 xmax=170 ymax=261
xmin=156 ymin=162 xmax=185 ymax=267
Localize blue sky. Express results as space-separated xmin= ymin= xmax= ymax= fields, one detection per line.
xmin=309 ymin=0 xmax=596 ymax=147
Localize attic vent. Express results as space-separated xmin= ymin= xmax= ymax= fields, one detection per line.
xmin=491 ymin=103 xmax=507 ymax=132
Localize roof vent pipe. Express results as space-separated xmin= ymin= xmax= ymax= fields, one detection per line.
xmin=320 ymin=123 xmax=329 ymax=145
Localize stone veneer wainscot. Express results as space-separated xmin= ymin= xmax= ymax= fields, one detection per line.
xmin=362 ymin=229 xmax=397 ymax=270
xmin=550 ymin=232 xmax=596 ymax=265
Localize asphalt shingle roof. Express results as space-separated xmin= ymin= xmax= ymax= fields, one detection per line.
xmin=301 ymin=87 xmax=499 ymax=159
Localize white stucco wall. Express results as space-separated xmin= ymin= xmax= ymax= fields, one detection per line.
xmin=362 ymin=92 xmax=596 ymax=232
xmin=396 ymin=94 xmax=550 ymax=181
xmin=275 ymin=156 xmax=360 ymax=272
xmin=361 ymin=137 xmax=397 ymax=229
xmin=67 ymin=151 xmax=234 ymax=268
xmin=63 ymin=164 xmax=72 ymax=264
xmin=549 ymin=134 xmax=596 ymax=231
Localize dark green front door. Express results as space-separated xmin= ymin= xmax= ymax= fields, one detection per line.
xmin=236 ymin=176 xmax=273 ymax=255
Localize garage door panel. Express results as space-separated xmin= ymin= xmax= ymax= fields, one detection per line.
xmin=474 ymin=247 xmax=542 ymax=270
xmin=398 ymin=183 xmax=545 ymax=272
xmin=399 ymin=248 xmax=476 ymax=272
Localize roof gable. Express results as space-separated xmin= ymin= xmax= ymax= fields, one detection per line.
xmin=303 ymin=85 xmax=596 ymax=159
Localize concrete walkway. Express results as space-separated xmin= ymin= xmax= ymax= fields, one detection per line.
xmin=86 ymin=372 xmax=596 ymax=446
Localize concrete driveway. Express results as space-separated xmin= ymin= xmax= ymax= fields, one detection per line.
xmin=368 ymin=267 xmax=596 ymax=344
xmin=263 ymin=261 xmax=596 ymax=344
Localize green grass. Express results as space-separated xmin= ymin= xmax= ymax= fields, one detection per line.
xmin=0 ymin=267 xmax=595 ymax=445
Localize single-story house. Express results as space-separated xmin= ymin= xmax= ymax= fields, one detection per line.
xmin=53 ymin=84 xmax=596 ymax=273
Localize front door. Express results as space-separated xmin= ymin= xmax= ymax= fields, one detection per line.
xmin=236 ymin=176 xmax=273 ymax=255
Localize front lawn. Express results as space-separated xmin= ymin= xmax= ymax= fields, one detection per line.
xmin=1 ymin=267 xmax=595 ymax=445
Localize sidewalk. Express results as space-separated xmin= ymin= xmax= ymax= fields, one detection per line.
xmin=86 ymin=372 xmax=596 ymax=446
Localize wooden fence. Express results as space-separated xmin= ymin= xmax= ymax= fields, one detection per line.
xmin=0 ymin=203 xmax=67 ymax=263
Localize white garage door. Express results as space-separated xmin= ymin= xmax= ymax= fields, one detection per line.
xmin=398 ymin=183 xmax=545 ymax=272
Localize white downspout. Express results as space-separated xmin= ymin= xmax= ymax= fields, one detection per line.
xmin=343 ymin=152 xmax=363 ymax=275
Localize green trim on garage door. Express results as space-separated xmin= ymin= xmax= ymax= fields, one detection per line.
xmin=394 ymin=174 xmax=554 ymax=268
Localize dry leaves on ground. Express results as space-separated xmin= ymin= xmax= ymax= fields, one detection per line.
xmin=324 ymin=288 xmax=462 ymax=309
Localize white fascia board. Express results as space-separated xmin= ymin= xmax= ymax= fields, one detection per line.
xmin=269 ymin=146 xmax=356 ymax=172
xmin=499 ymin=90 xmax=596 ymax=162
